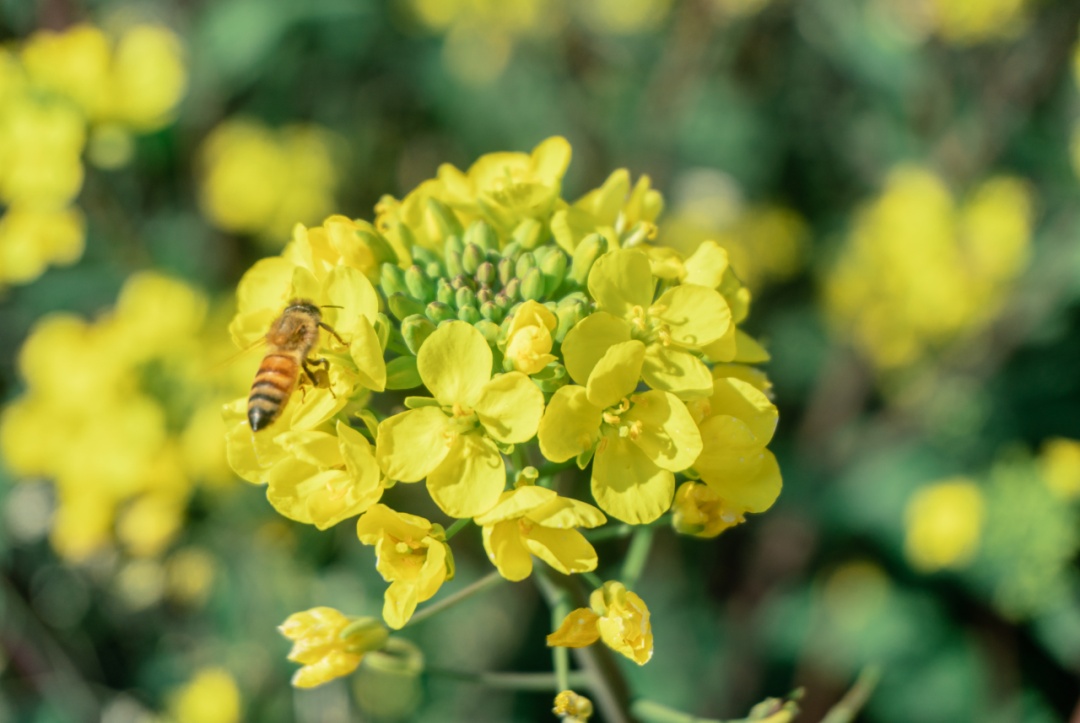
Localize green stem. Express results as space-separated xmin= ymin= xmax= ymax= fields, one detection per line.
xmin=585 ymin=514 xmax=671 ymax=542
xmin=582 ymin=571 xmax=604 ymax=589
xmin=404 ymin=570 xmax=503 ymax=628
xmin=426 ymin=667 xmax=589 ymax=691
xmin=620 ymin=526 xmax=655 ymax=590
xmin=533 ymin=569 xmax=572 ymax=691
xmin=444 ymin=517 xmax=471 ymax=541
xmin=631 ymin=699 xmax=729 ymax=723
xmin=820 ymin=665 xmax=882 ymax=723
xmin=537 ymin=459 xmax=575 ymax=477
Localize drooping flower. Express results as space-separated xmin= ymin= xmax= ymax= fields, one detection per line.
xmin=547 ymin=581 xmax=654 ymax=665
xmin=562 ymin=248 xmax=732 ymax=399
xmin=538 ymin=338 xmax=702 ymax=524
xmin=375 ymin=321 xmax=544 ymax=518
xmin=474 ymin=485 xmax=606 ymax=580
xmin=355 ymin=505 xmax=455 ymax=629
xmin=553 ymin=690 xmax=594 ymax=722
xmin=279 ymin=607 xmax=388 ymax=688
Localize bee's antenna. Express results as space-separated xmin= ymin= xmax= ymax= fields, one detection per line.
xmin=320 ymin=304 xmax=344 ymax=310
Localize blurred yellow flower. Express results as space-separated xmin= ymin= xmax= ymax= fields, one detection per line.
xmin=198 ymin=119 xmax=342 ymax=244
xmin=553 ymin=690 xmax=594 ymax=722
xmin=904 ymin=478 xmax=985 ymax=572
xmin=572 ymin=0 xmax=672 ymax=35
xmin=169 ymin=667 xmax=241 ymax=723
xmin=279 ymin=607 xmax=388 ymax=688
xmin=547 ymin=580 xmax=654 ymax=665
xmin=921 ymin=0 xmax=1031 ymax=44
xmin=824 ymin=166 xmax=1032 ymax=371
xmin=1039 ymin=438 xmax=1080 ymax=500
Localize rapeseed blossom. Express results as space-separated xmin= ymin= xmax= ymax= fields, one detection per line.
xmin=547 ymin=580 xmax=654 ymax=664
xmin=0 ymin=22 xmax=186 ymax=286
xmin=222 ymin=136 xmax=779 ymax=683
xmin=904 ymin=478 xmax=985 ymax=572
xmin=168 ymin=667 xmax=242 ymax=723
xmin=279 ymin=607 xmax=389 ymax=687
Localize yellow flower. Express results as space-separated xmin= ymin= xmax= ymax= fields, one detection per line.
xmin=279 ymin=607 xmax=388 ymax=688
xmin=671 ymin=482 xmax=736 ymax=538
xmin=169 ymin=667 xmax=242 ymax=723
xmin=1040 ymin=438 xmax=1080 ymax=499
xmin=474 ymin=485 xmax=606 ymax=580
xmin=553 ymin=690 xmax=594 ymax=722
xmin=502 ymin=299 xmax=558 ymax=374
xmin=20 ymin=24 xmax=111 ymax=118
xmin=0 ymin=206 xmax=84 ymax=285
xmin=904 ymin=478 xmax=985 ymax=572
xmin=105 ymin=24 xmax=186 ymax=130
xmin=375 ymin=321 xmax=544 ymax=518
xmin=539 ymin=337 xmax=702 ymax=524
xmin=563 ymin=248 xmax=731 ymax=399
xmin=355 ymin=505 xmax=455 ymax=629
xmin=688 ymin=374 xmax=781 ymax=527
xmin=547 ymin=581 xmax=654 ymax=665
xmin=198 ymin=119 xmax=342 ymax=242
xmin=551 ymin=170 xmax=663 ymax=254
xmin=924 ymin=0 xmax=1031 ymax=44
xmin=0 ymin=96 xmax=86 ymax=207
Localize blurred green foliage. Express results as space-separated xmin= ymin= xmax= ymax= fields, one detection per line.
xmin=3 ymin=0 xmax=1080 ymax=721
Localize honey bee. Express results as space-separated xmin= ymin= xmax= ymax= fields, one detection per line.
xmin=247 ymin=299 xmax=345 ymax=432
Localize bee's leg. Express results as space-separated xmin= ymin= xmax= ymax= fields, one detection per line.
xmin=303 ymin=357 xmax=337 ymax=398
xmin=319 ymin=322 xmax=347 ymax=348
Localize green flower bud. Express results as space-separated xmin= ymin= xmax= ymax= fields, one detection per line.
xmin=539 ymin=249 xmax=568 ymax=296
xmin=496 ymin=257 xmax=514 ymax=287
xmin=515 ymin=252 xmax=537 ymax=279
xmin=554 ymin=299 xmax=587 ymax=342
xmin=425 ymin=261 xmax=442 ymax=280
xmin=533 ymin=362 xmax=569 ymax=394
xmin=464 ymin=219 xmax=499 ymax=251
xmin=476 ymin=288 xmax=493 ymax=305
xmin=480 ymin=300 xmax=503 ymax=323
xmin=569 ymin=233 xmax=607 ymax=287
xmin=425 ymin=301 xmax=457 ymax=324
xmin=457 ymin=305 xmax=482 ymax=324
xmin=353 ymin=638 xmax=424 ymax=720
xmin=385 ymin=356 xmax=422 ymax=389
xmin=444 ymin=234 xmax=464 ymax=258
xmin=462 ymin=243 xmax=484 ymax=275
xmin=512 ymin=217 xmax=543 ymax=249
xmin=401 ymin=314 xmax=437 ymax=355
xmin=501 ymin=240 xmax=522 ymax=261
xmin=393 ymin=220 xmax=417 ymax=252
xmin=445 ymin=251 xmax=464 ymax=278
xmin=476 ymin=261 xmax=496 ymax=288
xmin=411 ymin=245 xmax=439 ymax=266
xmin=504 ymin=278 xmax=521 ymax=301
xmin=474 ymin=319 xmax=500 ymax=344
xmin=451 ymin=274 xmax=476 ymax=291
xmin=494 ymin=291 xmax=512 ymax=310
xmin=436 ymin=277 xmax=455 ymax=306
xmin=558 ymin=291 xmax=589 ymax=307
xmin=356 ymin=230 xmax=398 ymax=269
xmin=520 ymin=267 xmax=545 ymax=301
xmin=426 ymin=198 xmax=463 ymax=240
xmin=388 ymin=293 xmax=426 ymax=321
xmin=404 ymin=265 xmax=435 ymax=303
xmin=380 ymin=263 xmax=408 ymax=297
xmin=455 ymin=286 xmax=477 ymax=310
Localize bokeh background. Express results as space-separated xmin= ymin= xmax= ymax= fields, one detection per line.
xmin=2 ymin=0 xmax=1080 ymax=721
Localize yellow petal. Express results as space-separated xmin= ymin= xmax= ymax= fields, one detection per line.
xmin=525 ymin=527 xmax=598 ymax=576
xmin=586 ymin=340 xmax=645 ymax=410
xmin=527 ymin=496 xmax=607 ymax=530
xmin=475 ymin=371 xmax=545 ymax=444
xmin=427 ymin=433 xmax=505 ymax=518
xmin=376 ymin=407 xmax=452 ymax=482
xmin=383 ymin=579 xmax=420 ymax=630
xmin=474 ymin=486 xmax=556 ymax=525
xmin=709 ymin=377 xmax=778 ymax=445
xmin=417 ymin=321 xmax=492 ymax=406
xmin=592 ymin=434 xmax=674 ymax=524
xmin=483 ymin=520 xmax=533 ymax=581
xmin=703 ymin=449 xmax=782 ymax=515
xmin=641 ymin=344 xmax=713 ymax=399
xmin=682 ymin=240 xmax=730 ymax=288
xmin=651 ymin=284 xmax=731 ymax=349
xmin=588 ymin=249 xmax=654 ymax=319
xmin=624 ymin=390 xmax=702 ymax=472
xmin=349 ymin=316 xmax=387 ymax=392
xmin=547 ymin=608 xmax=602 ymax=648
xmin=530 ymin=136 xmax=572 ymax=187
xmin=561 ymin=311 xmax=632 ymax=386
xmin=538 ymin=385 xmax=602 ymax=463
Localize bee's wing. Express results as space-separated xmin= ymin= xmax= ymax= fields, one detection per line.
xmin=208 ymin=337 xmax=267 ymax=373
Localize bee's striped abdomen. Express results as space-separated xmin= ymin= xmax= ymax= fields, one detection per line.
xmin=247 ymin=352 xmax=301 ymax=431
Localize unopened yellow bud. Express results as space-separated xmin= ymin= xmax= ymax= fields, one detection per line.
xmin=279 ymin=607 xmax=387 ymax=688
xmin=554 ymin=690 xmax=594 ymax=721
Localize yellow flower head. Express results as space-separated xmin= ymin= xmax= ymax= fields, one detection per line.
xmin=376 ymin=321 xmax=544 ymax=518
xmin=538 ymin=337 xmax=702 ymax=524
xmin=474 ymin=485 xmax=606 ymax=580
xmin=904 ymin=478 xmax=985 ymax=572
xmin=503 ymin=299 xmax=558 ymax=374
xmin=279 ymin=607 xmax=388 ymax=688
xmin=355 ymin=505 xmax=455 ymax=629
xmin=1039 ymin=438 xmax=1080 ymax=499
xmin=547 ymin=581 xmax=654 ymax=665
xmin=169 ymin=667 xmax=242 ymax=723
xmin=553 ymin=690 xmax=594 ymax=722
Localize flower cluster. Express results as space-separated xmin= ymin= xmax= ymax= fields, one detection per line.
xmin=0 ymin=21 xmax=186 ymax=285
xmin=889 ymin=0 xmax=1034 ymax=45
xmin=221 ymin=137 xmax=780 ymax=680
xmin=0 ymin=273 xmax=242 ymax=561
xmin=824 ymin=165 xmax=1032 ymax=372
xmin=198 ymin=118 xmax=342 ymax=245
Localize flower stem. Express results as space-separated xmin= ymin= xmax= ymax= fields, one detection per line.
xmin=620 ymin=526 xmax=655 ymax=590
xmin=444 ymin=517 xmax=471 ymax=541
xmin=631 ymin=699 xmax=728 ymax=723
xmin=426 ymin=667 xmax=590 ymax=691
xmin=582 ymin=571 xmax=604 ymax=589
xmin=404 ymin=570 xmax=503 ymax=628
xmin=820 ymin=665 xmax=882 ymax=723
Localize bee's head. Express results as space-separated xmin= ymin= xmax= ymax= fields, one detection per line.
xmin=284 ymin=299 xmax=321 ymax=319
